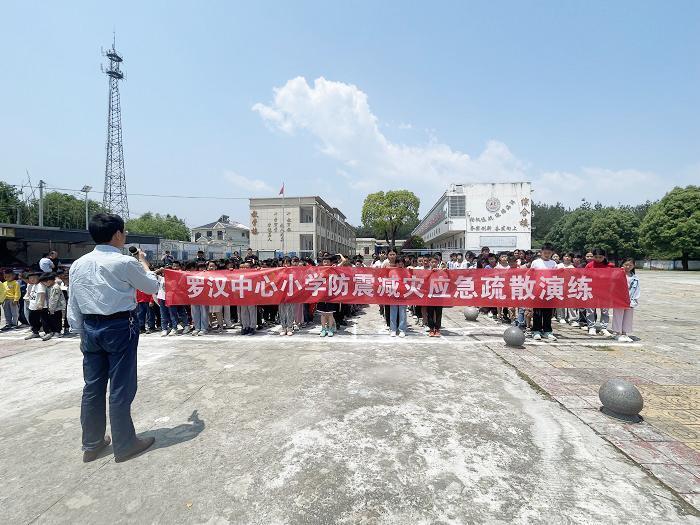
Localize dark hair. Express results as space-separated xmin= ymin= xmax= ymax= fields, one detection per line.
xmin=621 ymin=257 xmax=636 ymax=274
xmin=591 ymin=247 xmax=606 ymax=256
xmin=388 ymin=248 xmax=397 ymax=255
xmin=481 ymin=246 xmax=490 ymax=252
xmin=573 ymin=253 xmax=582 ymax=259
xmin=88 ymin=213 xmax=124 ymax=244
xmin=541 ymin=242 xmax=554 ymax=251
xmin=39 ymin=272 xmax=56 ymax=282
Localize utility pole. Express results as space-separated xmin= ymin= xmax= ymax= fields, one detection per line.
xmin=38 ymin=179 xmax=45 ymax=227
xmin=81 ymin=185 xmax=93 ymax=230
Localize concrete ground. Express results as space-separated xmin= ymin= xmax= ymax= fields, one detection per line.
xmin=1 ymin=271 xmax=699 ymax=524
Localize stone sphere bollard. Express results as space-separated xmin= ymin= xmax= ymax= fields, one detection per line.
xmin=599 ymin=378 xmax=644 ymax=422
xmin=503 ymin=326 xmax=525 ymax=347
xmin=463 ymin=307 xmax=480 ymax=321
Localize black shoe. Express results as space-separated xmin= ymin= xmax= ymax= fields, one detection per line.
xmin=240 ymin=328 xmax=248 ymax=335
xmin=114 ymin=436 xmax=155 ymax=463
xmin=82 ymin=436 xmax=111 ymax=463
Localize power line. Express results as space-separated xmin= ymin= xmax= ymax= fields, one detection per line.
xmin=48 ymin=186 xmax=250 ymax=200
xmin=4 ymin=183 xmax=250 ymax=201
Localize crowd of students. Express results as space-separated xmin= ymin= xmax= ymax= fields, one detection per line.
xmin=1 ymin=243 xmax=639 ymax=344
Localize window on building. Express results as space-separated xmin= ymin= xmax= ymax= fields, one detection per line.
xmin=300 ymin=206 xmax=313 ymax=223
xmin=300 ymin=234 xmax=314 ymax=251
xmin=217 ymin=230 xmax=224 ymax=240
xmin=206 ymin=230 xmax=212 ymax=238
xmin=194 ymin=232 xmax=201 ymax=241
xmin=364 ymin=247 xmax=369 ymax=255
xmin=449 ymin=196 xmax=466 ymax=217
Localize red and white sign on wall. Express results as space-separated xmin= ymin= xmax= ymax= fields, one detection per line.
xmin=165 ymin=268 xmax=630 ymax=308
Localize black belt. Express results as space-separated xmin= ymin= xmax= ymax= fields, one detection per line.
xmin=84 ymin=310 xmax=135 ymax=321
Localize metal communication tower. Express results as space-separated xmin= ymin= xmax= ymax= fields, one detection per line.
xmin=101 ymin=38 xmax=129 ymax=219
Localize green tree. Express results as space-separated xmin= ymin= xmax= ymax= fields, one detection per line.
xmin=639 ymin=186 xmax=700 ymax=270
xmin=401 ymin=235 xmax=426 ymax=250
xmin=361 ymin=190 xmax=420 ymax=248
xmin=126 ymin=212 xmax=190 ymax=241
xmin=585 ymin=208 xmax=640 ymax=262
xmin=0 ymin=181 xmax=26 ymax=223
xmin=532 ymin=201 xmax=568 ymax=246
xmin=31 ymin=192 xmax=102 ymax=229
xmin=544 ymin=207 xmax=595 ymax=254
xmin=353 ymin=224 xmax=375 ymax=238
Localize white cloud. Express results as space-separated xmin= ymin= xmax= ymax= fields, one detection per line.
xmin=252 ymin=77 xmax=527 ymax=189
xmin=224 ymin=170 xmax=274 ymax=195
xmin=253 ymin=76 xmax=695 ymax=218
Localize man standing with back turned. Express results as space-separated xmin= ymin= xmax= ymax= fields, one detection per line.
xmin=68 ymin=213 xmax=160 ymax=463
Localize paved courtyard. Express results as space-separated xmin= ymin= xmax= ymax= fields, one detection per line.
xmin=0 ymin=271 xmax=698 ymax=524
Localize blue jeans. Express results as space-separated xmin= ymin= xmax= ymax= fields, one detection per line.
xmin=191 ymin=305 xmax=209 ymax=332
xmin=137 ymin=302 xmax=155 ymax=330
xmin=158 ymin=299 xmax=180 ymax=331
xmin=390 ymin=305 xmax=407 ymax=333
xmin=80 ymin=312 xmax=139 ymax=456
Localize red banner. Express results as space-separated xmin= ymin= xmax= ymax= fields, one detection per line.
xmin=164 ymin=268 xmax=630 ymax=308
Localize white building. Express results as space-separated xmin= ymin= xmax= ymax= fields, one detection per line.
xmin=356 ymin=238 xmax=407 ymax=256
xmin=249 ymin=196 xmax=356 ymax=259
xmin=413 ymin=182 xmax=532 ymax=252
xmin=190 ymin=215 xmax=250 ymax=248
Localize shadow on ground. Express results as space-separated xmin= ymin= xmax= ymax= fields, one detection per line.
xmin=141 ymin=410 xmax=205 ymax=453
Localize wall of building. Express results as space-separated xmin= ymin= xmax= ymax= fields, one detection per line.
xmin=414 ymin=183 xmax=532 ymax=253
xmin=249 ymin=197 xmax=356 ymax=258
xmin=191 ymin=226 xmax=249 ymax=247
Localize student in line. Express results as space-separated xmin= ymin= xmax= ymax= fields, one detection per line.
xmin=611 ymin=258 xmax=639 ymax=343
xmin=530 ymin=243 xmax=557 ymax=342
xmin=585 ymin=248 xmax=614 ymax=337
xmin=25 ymin=272 xmax=53 ymax=341
xmin=556 ymin=252 xmax=578 ymax=326
xmin=278 ymin=257 xmax=295 ymax=336
xmin=46 ymin=273 xmax=67 ymax=338
xmin=237 ymin=261 xmax=258 ymax=335
xmin=1 ymin=269 xmax=21 ymax=330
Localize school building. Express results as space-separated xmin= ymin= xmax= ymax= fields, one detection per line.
xmin=249 ymin=196 xmax=356 ymax=259
xmin=413 ymin=182 xmax=532 ymax=253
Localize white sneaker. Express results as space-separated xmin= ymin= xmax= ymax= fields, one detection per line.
xmin=191 ymin=330 xmax=199 ymax=336
xmin=558 ymin=319 xmax=567 ymax=324
xmin=618 ymin=335 xmax=633 ymax=343
xmin=570 ymin=321 xmax=579 ymax=327
xmin=399 ymin=331 xmax=406 ymax=338
xmin=545 ymin=333 xmax=557 ymax=342
xmin=588 ymin=327 xmax=597 ymax=336
xmin=424 ymin=326 xmax=431 ymax=332
xmin=161 ymin=330 xmax=170 ymax=337
xmin=600 ymin=329 xmax=612 ymax=337
xmin=390 ymin=332 xmax=396 ymax=337
xmin=533 ymin=332 xmax=542 ymax=341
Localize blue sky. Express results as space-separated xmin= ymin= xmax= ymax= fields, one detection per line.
xmin=1 ymin=1 xmax=698 ymax=227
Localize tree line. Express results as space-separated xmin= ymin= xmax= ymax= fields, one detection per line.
xmin=0 ymin=181 xmax=191 ymax=241
xmin=534 ymin=186 xmax=698 ymax=269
